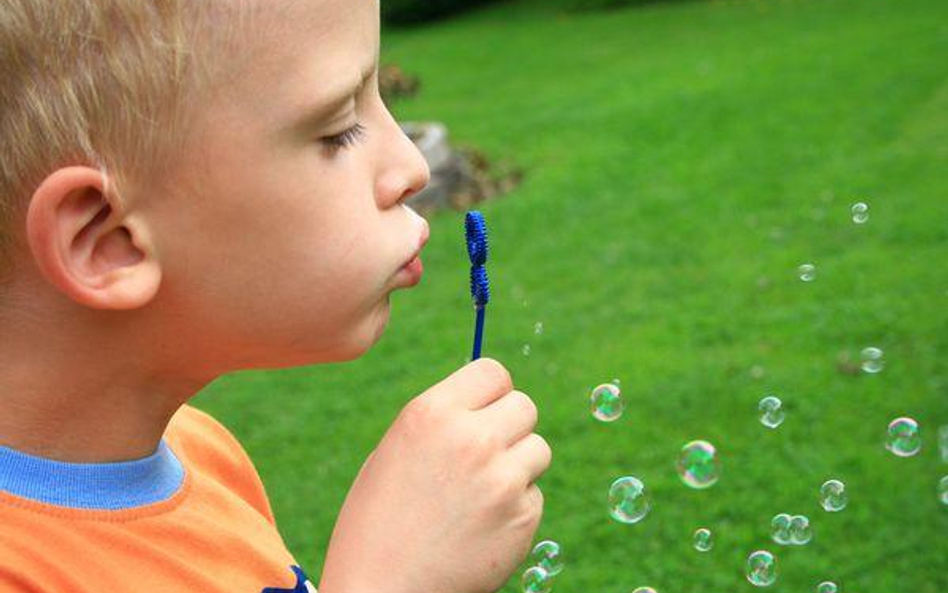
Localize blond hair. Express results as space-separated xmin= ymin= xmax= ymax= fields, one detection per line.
xmin=0 ymin=0 xmax=260 ymax=284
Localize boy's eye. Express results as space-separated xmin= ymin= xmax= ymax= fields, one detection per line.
xmin=321 ymin=122 xmax=368 ymax=152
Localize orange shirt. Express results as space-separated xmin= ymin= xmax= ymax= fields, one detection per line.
xmin=0 ymin=404 xmax=317 ymax=592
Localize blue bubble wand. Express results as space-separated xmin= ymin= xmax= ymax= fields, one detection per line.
xmin=465 ymin=211 xmax=490 ymax=360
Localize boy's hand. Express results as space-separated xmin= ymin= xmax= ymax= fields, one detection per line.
xmin=318 ymin=358 xmax=552 ymax=593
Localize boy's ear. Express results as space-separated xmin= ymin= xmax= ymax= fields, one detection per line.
xmin=25 ymin=166 xmax=162 ymax=310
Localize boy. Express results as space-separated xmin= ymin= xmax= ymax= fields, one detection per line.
xmin=0 ymin=0 xmax=551 ymax=591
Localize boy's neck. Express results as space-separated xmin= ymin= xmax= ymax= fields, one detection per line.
xmin=0 ymin=379 xmax=179 ymax=464
xmin=0 ymin=318 xmax=211 ymax=464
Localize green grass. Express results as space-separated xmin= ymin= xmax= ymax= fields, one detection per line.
xmin=192 ymin=0 xmax=948 ymax=590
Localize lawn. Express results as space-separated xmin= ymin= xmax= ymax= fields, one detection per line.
xmin=191 ymin=0 xmax=948 ymax=590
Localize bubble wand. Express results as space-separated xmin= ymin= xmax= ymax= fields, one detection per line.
xmin=465 ymin=211 xmax=490 ymax=360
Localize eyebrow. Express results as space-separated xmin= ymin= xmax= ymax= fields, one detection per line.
xmin=289 ymin=61 xmax=378 ymax=134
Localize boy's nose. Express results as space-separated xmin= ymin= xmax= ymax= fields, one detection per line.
xmin=397 ymin=144 xmax=430 ymax=205
xmin=375 ymin=112 xmax=431 ymax=209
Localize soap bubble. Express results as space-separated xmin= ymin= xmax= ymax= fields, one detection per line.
xmin=771 ymin=513 xmax=792 ymax=545
xmin=820 ymin=479 xmax=848 ymax=512
xmin=590 ymin=383 xmax=624 ymax=422
xmin=789 ymin=515 xmax=813 ymax=545
xmin=817 ymin=581 xmax=838 ymax=593
xmin=608 ymin=476 xmax=650 ymax=524
xmin=851 ymin=201 xmax=869 ymax=224
xmin=938 ymin=425 xmax=948 ymax=463
xmin=746 ymin=550 xmax=777 ymax=587
xmin=529 ymin=540 xmax=563 ymax=577
xmin=522 ymin=344 xmax=531 ymax=356
xmin=798 ymin=263 xmax=816 ymax=282
xmin=759 ymin=396 xmax=785 ymax=429
xmin=772 ymin=514 xmax=812 ymax=545
xmin=631 ymin=588 xmax=658 ymax=593
xmin=520 ymin=566 xmax=551 ymax=593
xmin=939 ymin=476 xmax=948 ymax=505
xmin=534 ymin=321 xmax=544 ymax=335
xmin=677 ymin=440 xmax=721 ymax=489
xmin=886 ymin=417 xmax=921 ymax=457
xmin=612 ymin=378 xmax=621 ymax=386
xmin=693 ymin=527 xmax=713 ymax=552
xmin=860 ymin=347 xmax=885 ymax=373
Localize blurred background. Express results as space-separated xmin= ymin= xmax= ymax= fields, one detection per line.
xmin=192 ymin=0 xmax=947 ymax=590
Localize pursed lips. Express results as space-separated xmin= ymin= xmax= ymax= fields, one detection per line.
xmin=401 ymin=221 xmax=430 ymax=269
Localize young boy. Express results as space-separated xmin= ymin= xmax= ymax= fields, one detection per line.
xmin=0 ymin=1 xmax=551 ymax=591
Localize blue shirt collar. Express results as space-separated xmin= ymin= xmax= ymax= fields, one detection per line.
xmin=0 ymin=438 xmax=185 ymax=510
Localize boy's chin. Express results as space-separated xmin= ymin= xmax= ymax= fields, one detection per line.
xmin=328 ymin=299 xmax=392 ymax=362
xmin=253 ymin=301 xmax=392 ymax=369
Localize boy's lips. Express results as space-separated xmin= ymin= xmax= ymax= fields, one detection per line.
xmin=397 ymin=223 xmax=430 ymax=286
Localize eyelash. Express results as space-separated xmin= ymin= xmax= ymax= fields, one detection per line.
xmin=322 ymin=122 xmax=368 ymax=152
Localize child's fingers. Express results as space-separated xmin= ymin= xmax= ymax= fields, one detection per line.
xmin=428 ymin=357 xmax=513 ymax=410
xmin=477 ymin=390 xmax=537 ymax=446
xmin=506 ymin=432 xmax=552 ymax=486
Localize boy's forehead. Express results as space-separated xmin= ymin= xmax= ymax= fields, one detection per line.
xmin=246 ymin=0 xmax=378 ymax=61
xmin=237 ymin=0 xmax=380 ymax=100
